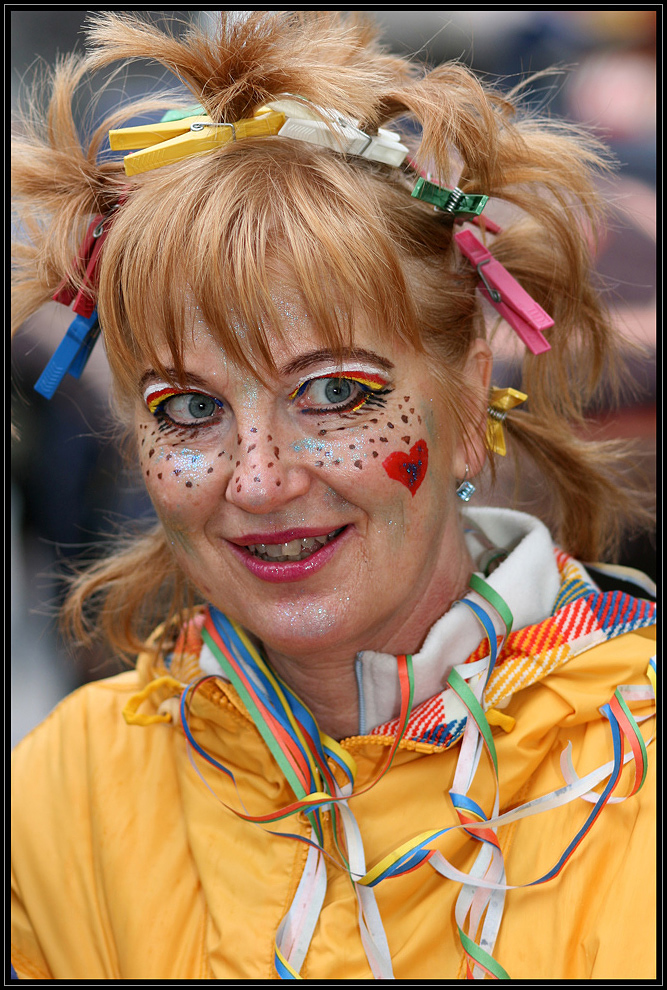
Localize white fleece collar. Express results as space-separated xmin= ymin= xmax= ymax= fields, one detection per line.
xmin=355 ymin=508 xmax=562 ymax=734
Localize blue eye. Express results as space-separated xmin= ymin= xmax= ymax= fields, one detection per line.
xmin=291 ymin=374 xmax=391 ymax=414
xmin=156 ymin=392 xmax=224 ymax=427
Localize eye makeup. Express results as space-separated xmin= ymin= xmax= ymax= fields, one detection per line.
xmin=288 ymin=367 xmax=392 ymax=415
xmin=143 ymin=382 xmax=225 ymax=429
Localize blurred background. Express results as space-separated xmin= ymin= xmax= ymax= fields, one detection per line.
xmin=11 ymin=10 xmax=656 ymax=746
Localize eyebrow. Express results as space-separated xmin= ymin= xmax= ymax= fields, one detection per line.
xmin=280 ymin=348 xmax=395 ymax=378
xmin=139 ymin=369 xmax=212 ymax=391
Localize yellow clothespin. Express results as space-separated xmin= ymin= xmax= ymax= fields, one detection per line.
xmin=486 ymin=386 xmax=527 ymax=456
xmin=109 ymin=107 xmax=286 ymax=176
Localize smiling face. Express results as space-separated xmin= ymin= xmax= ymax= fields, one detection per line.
xmin=135 ymin=299 xmax=490 ymax=663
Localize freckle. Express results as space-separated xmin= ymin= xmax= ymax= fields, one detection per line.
xmin=372 ymin=450 xmax=378 ymax=458
xmin=410 ymin=408 xmax=415 ymax=414
xmin=166 ymin=453 xmax=172 ymax=460
xmin=387 ymin=422 xmax=394 ymax=429
xmin=276 ymin=480 xmax=281 ymax=487
xmin=254 ymin=476 xmax=261 ymax=482
xmin=380 ymin=437 xmax=388 ymax=442
xmin=173 ymin=469 xmax=181 ymax=475
xmin=250 ymin=427 xmax=257 ymax=433
xmin=402 ymin=436 xmax=411 ymax=444
xmin=268 ymin=462 xmax=274 ymax=468
xmin=354 ymin=460 xmax=363 ymax=469
xmin=185 ymin=481 xmax=193 ymax=488
xmin=315 ymin=460 xmax=324 ymax=467
xmin=247 ymin=444 xmax=256 ymax=453
xmin=398 ymin=404 xmax=403 ymax=409
xmin=207 ymin=467 xmax=214 ymax=473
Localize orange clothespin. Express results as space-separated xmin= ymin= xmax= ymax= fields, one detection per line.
xmin=486 ymin=387 xmax=527 ymax=456
xmin=109 ymin=107 xmax=286 ymax=176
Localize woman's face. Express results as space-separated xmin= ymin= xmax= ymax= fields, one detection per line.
xmin=135 ymin=300 xmax=489 ymax=661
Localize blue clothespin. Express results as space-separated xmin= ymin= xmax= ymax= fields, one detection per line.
xmin=34 ymin=308 xmax=101 ymax=399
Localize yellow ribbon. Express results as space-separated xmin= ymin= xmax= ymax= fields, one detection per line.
xmin=122 ymin=675 xmax=184 ymax=726
xmin=486 ymin=387 xmax=527 ymax=456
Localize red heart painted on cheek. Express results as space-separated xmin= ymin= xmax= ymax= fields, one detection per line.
xmin=382 ymin=440 xmax=429 ymax=496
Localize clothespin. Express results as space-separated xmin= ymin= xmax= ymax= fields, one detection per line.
xmin=34 ymin=308 xmax=101 ymax=399
xmin=109 ymin=108 xmax=286 ymax=176
xmin=36 ymin=198 xmax=124 ymax=399
xmin=411 ymin=177 xmax=488 ymax=219
xmin=486 ymin=387 xmax=527 ymax=456
xmin=268 ymin=99 xmax=409 ymax=167
xmin=454 ymin=229 xmax=553 ymax=355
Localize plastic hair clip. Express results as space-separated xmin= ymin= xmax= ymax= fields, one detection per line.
xmin=109 ymin=107 xmax=287 ymax=176
xmin=486 ymin=386 xmax=527 ymax=456
xmin=34 ymin=308 xmax=101 ymax=399
xmin=455 ymin=230 xmax=553 ymax=354
xmin=411 ymin=177 xmax=489 ymax=219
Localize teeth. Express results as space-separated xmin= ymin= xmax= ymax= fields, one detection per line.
xmin=246 ymin=528 xmax=343 ymax=562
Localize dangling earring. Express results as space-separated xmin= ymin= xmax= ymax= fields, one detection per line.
xmin=456 ymin=464 xmax=476 ymax=502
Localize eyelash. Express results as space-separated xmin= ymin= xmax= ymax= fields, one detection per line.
xmin=290 ymin=375 xmax=392 ymax=415
xmin=149 ymin=390 xmax=225 ymax=431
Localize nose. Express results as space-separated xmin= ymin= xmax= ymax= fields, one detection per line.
xmin=225 ymin=426 xmax=312 ymax=512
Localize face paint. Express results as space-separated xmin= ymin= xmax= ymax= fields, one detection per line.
xmin=382 ymin=439 xmax=429 ymax=495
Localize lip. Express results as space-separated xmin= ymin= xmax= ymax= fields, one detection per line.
xmin=225 ymin=525 xmax=351 ymax=583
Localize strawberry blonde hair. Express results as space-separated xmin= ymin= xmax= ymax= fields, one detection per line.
xmin=11 ymin=11 xmax=652 ymax=655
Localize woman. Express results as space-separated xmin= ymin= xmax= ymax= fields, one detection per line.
xmin=11 ymin=12 xmax=655 ymax=980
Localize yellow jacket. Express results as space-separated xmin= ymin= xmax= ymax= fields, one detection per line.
xmin=12 ymin=620 xmax=655 ymax=980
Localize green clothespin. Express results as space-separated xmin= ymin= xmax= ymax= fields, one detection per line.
xmin=411 ymin=177 xmax=488 ymax=219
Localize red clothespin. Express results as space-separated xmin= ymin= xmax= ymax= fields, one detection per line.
xmin=454 ymin=229 xmax=553 ymax=354
xmin=52 ymin=194 xmax=126 ymax=317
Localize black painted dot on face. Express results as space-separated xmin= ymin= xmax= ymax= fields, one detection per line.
xmin=173 ymin=469 xmax=181 ymax=476
xmin=250 ymin=427 xmax=257 ymax=433
xmin=349 ymin=444 xmax=355 ymax=450
xmin=401 ymin=415 xmax=409 ymax=423
xmin=247 ymin=444 xmax=256 ymax=453
xmin=267 ymin=434 xmax=273 ymax=441
xmin=410 ymin=408 xmax=415 ymax=414
xmin=273 ymin=447 xmax=280 ymax=460
xmin=387 ymin=422 xmax=394 ymax=429
xmin=254 ymin=476 xmax=261 ymax=482
xmin=149 ymin=449 xmax=155 ymax=457
xmin=380 ymin=437 xmax=388 ymax=443
xmin=185 ymin=481 xmax=193 ymax=488
xmin=276 ymin=480 xmax=281 ymax=487
xmin=315 ymin=460 xmax=324 ymax=467
xmin=372 ymin=451 xmax=378 ymax=458
xmin=404 ymin=396 xmax=410 ymax=402
xmin=146 ymin=470 xmax=150 ymax=476
xmin=218 ymin=451 xmax=224 ymax=457
xmin=237 ymin=484 xmax=242 ymax=492
xmin=157 ymin=472 xmax=163 ymax=478
xmin=141 ymin=439 xmax=146 ymax=446
xmin=268 ymin=462 xmax=274 ymax=468
xmin=402 ymin=436 xmax=411 ymax=444
xmin=236 ymin=461 xmax=240 ymax=467
xmin=237 ymin=435 xmax=242 ymax=445
xmin=354 ymin=460 xmax=363 ymax=469
xmin=207 ymin=467 xmax=214 ymax=474
xmin=166 ymin=453 xmax=172 ymax=460
xmin=334 ymin=459 xmax=341 ymax=465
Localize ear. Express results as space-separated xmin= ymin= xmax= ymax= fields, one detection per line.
xmin=452 ymin=338 xmax=493 ymax=480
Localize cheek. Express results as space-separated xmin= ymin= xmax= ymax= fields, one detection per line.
xmin=137 ymin=423 xmax=230 ymax=517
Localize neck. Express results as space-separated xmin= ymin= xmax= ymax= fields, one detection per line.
xmin=263 ymin=545 xmax=475 ymax=740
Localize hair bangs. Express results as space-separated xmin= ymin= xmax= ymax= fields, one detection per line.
xmin=97 ymin=139 xmax=425 ymax=396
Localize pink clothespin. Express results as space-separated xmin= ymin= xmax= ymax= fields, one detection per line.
xmin=454 ymin=229 xmax=553 ymax=354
